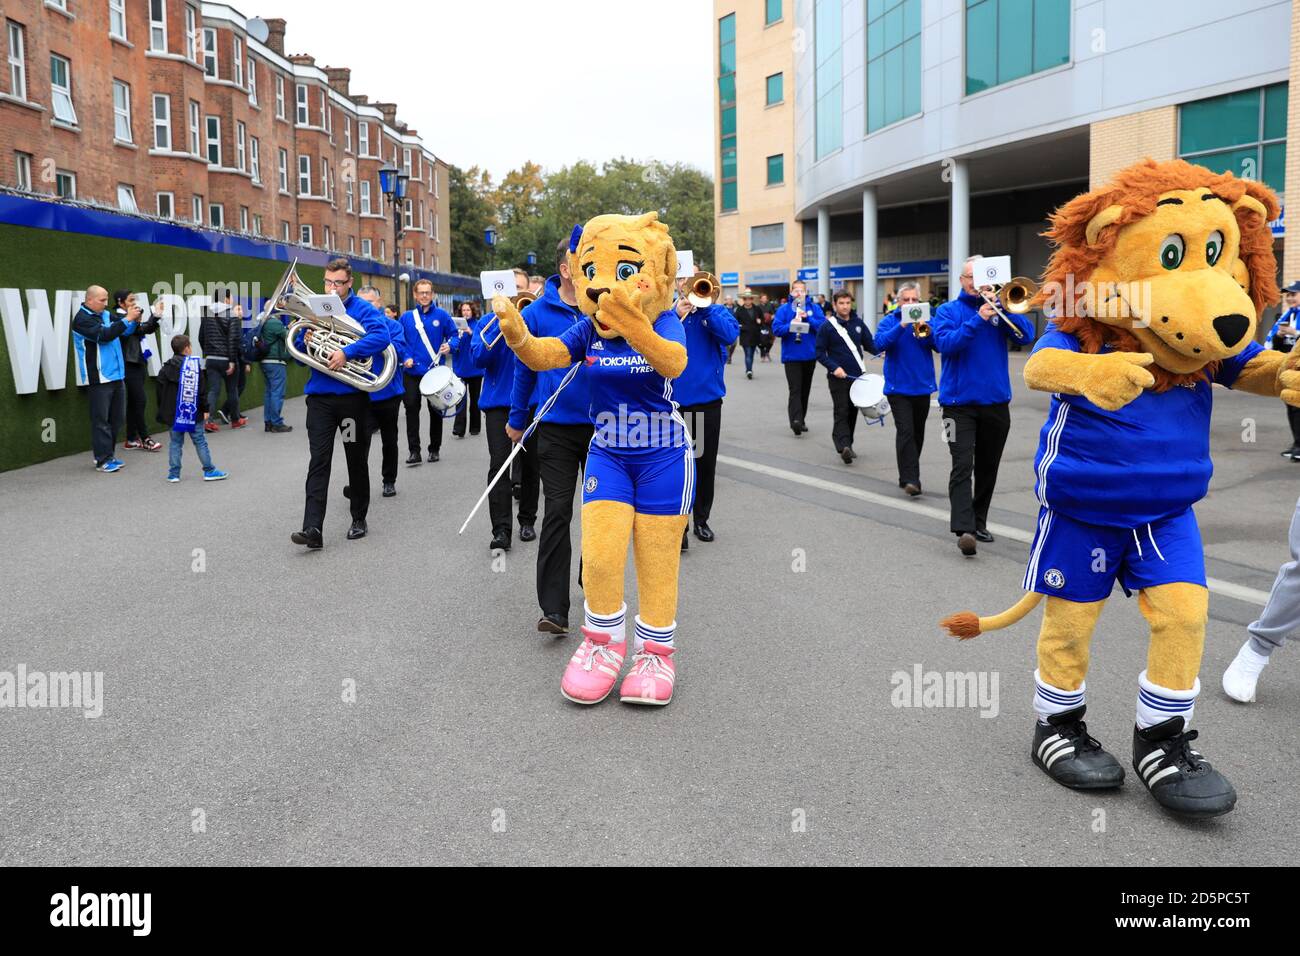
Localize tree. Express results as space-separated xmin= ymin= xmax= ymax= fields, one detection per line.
xmin=448 ymin=164 xmax=497 ymax=276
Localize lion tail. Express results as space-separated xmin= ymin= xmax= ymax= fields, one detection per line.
xmin=941 ymin=591 xmax=1044 ymax=639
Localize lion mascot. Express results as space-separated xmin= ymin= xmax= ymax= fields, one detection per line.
xmin=943 ymin=159 xmax=1298 ymax=817
xmin=493 ymin=212 xmax=692 ymax=707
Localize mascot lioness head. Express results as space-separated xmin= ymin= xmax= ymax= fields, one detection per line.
xmin=568 ymin=211 xmax=677 ymax=339
xmin=1038 ymin=158 xmax=1279 ymax=389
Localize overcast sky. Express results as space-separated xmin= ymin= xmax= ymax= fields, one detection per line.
xmin=258 ymin=0 xmax=715 ymax=181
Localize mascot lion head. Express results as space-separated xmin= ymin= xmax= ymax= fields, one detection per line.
xmin=567 ymin=211 xmax=677 ymax=339
xmin=1036 ymin=158 xmax=1280 ymax=390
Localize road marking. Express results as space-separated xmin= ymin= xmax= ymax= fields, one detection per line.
xmin=717 ymin=454 xmax=1271 ymax=607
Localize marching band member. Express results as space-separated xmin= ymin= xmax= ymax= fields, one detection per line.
xmin=451 ymin=300 xmax=484 ymax=438
xmin=673 ymin=273 xmax=738 ymax=547
xmin=814 ymin=290 xmax=876 ymax=465
xmin=772 ymin=279 xmax=826 ymax=435
xmin=871 ymin=281 xmax=937 ymax=496
xmin=508 ymin=238 xmax=594 ymax=632
xmin=399 ymin=279 xmax=455 ymax=465
xmin=1270 ymin=280 xmax=1300 ymax=460
xmin=932 ymin=256 xmax=1035 ymax=557
xmin=291 ymin=258 xmax=391 ymax=549
xmin=509 ymin=266 xmax=541 ymax=542
xmin=357 ymin=286 xmax=410 ymax=498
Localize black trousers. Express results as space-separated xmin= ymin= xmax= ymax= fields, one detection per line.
xmin=88 ymin=380 xmax=125 ymax=464
xmin=368 ymin=395 xmax=401 ymax=485
xmin=483 ymin=407 xmax=514 ymax=539
xmin=303 ymin=391 xmax=372 ymax=533
xmin=537 ymin=421 xmax=594 ymax=617
xmin=1288 ymin=404 xmax=1300 ymax=445
xmin=205 ymin=359 xmax=241 ymax=422
xmin=826 ymin=376 xmax=857 ymax=453
xmin=679 ymin=400 xmax=722 ymax=523
xmin=123 ymin=362 xmax=150 ymax=441
xmin=942 ymin=402 xmax=1010 ymax=535
xmin=453 ymin=376 xmax=483 ymax=436
xmin=402 ymin=373 xmax=443 ymax=455
xmin=784 ymin=359 xmax=817 ymax=426
xmin=888 ymin=393 xmax=931 ymax=487
xmin=511 ymin=406 xmax=540 ymax=526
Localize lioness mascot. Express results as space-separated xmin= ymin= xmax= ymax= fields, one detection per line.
xmin=943 ymin=159 xmax=1299 ymax=817
xmin=494 ymin=212 xmax=693 ymax=707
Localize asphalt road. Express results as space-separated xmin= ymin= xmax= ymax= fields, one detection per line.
xmin=1 ymin=352 xmax=1298 ymax=865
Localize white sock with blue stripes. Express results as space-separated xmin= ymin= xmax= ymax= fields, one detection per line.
xmin=584 ymin=602 xmax=627 ymax=644
xmin=1033 ymin=670 xmax=1085 ymax=724
xmin=633 ymin=615 xmax=675 ymax=652
xmin=1136 ymin=670 xmax=1198 ymax=731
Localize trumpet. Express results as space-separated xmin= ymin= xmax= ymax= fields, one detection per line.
xmin=980 ymin=276 xmax=1038 ymax=342
xmin=272 ymin=259 xmax=398 ymax=392
xmin=685 ymin=271 xmax=720 ymax=308
xmin=479 ymin=290 xmax=538 ymax=349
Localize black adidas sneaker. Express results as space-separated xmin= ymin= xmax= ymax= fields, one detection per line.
xmin=1031 ymin=706 xmax=1125 ymax=789
xmin=1133 ymin=717 xmax=1237 ymax=817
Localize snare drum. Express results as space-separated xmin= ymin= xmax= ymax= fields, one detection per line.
xmin=419 ymin=365 xmax=466 ymax=412
xmin=849 ymin=374 xmax=891 ymax=423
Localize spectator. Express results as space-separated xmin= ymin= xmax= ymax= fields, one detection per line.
xmin=72 ymin=285 xmax=138 ymax=473
xmin=198 ymin=301 xmax=245 ymax=432
xmin=115 ymin=289 xmax=162 ymax=452
xmin=156 ymin=334 xmax=228 ymax=482
xmin=259 ymin=300 xmax=292 ymax=433
xmin=452 ymin=300 xmax=484 ymax=438
xmin=384 ymin=305 xmax=400 ymax=320
xmin=734 ymin=289 xmax=762 ymax=379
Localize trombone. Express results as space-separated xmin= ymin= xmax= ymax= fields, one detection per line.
xmin=479 ymin=290 xmax=539 ymax=348
xmin=684 ymin=271 xmax=720 ymax=308
xmin=980 ymin=277 xmax=1038 ymax=342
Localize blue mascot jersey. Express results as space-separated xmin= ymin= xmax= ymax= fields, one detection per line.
xmin=557 ymin=310 xmax=690 ymax=451
xmin=1031 ymin=326 xmax=1261 ymax=528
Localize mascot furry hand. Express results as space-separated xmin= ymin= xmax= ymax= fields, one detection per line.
xmin=494 ymin=212 xmax=692 ymax=707
xmin=942 ymin=158 xmax=1294 ymax=817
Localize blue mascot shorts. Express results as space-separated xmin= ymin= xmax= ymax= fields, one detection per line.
xmin=582 ymin=442 xmax=696 ymax=516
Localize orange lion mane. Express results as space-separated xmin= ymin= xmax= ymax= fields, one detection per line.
xmin=1035 ymin=158 xmax=1280 ymax=391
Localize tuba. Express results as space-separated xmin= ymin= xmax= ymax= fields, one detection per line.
xmin=271 ymin=259 xmax=398 ymax=392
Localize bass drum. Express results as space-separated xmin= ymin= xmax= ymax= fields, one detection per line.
xmin=420 ymin=365 xmax=466 ymax=414
xmin=849 ymin=373 xmax=891 ymax=422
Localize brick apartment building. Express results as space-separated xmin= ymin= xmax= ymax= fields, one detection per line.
xmin=0 ymin=0 xmax=452 ymax=273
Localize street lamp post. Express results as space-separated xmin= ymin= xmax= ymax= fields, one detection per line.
xmin=379 ymin=162 xmax=409 ymax=309
xmin=484 ymin=226 xmax=497 ymax=271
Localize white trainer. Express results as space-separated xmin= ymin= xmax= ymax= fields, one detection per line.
xmin=1222 ymin=641 xmax=1270 ymax=704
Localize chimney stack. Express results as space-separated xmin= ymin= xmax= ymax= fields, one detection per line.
xmin=263 ymin=18 xmax=286 ymax=55
xmin=376 ymin=102 xmax=399 ymax=127
xmin=325 ymin=67 xmax=351 ymax=96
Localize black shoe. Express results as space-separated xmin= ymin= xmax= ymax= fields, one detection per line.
xmin=681 ymin=529 xmax=689 ymax=552
xmin=746 ymin=370 xmax=752 ymax=380
xmin=800 ymin=421 xmax=810 ymax=432
xmin=490 ymin=531 xmax=511 ymax=552
xmin=1133 ymin=717 xmax=1237 ymax=817
xmin=840 ymin=446 xmax=853 ymax=464
xmin=427 ymin=450 xmax=439 ymax=462
xmin=406 ymin=452 xmax=422 ymax=466
xmin=382 ymin=482 xmax=396 ymax=498
xmin=519 ymin=524 xmax=536 ymax=542
xmin=347 ymin=519 xmax=367 ymax=540
xmin=693 ymin=521 xmax=714 ymax=543
xmin=1032 ymin=706 xmax=1125 ymax=790
xmin=537 ymin=613 xmax=568 ymax=635
xmin=1283 ymin=446 xmax=1300 ymax=459
xmin=903 ymin=482 xmax=921 ymax=497
xmin=790 ymin=422 xmax=803 ymax=436
xmin=264 ymin=423 xmax=272 ymax=432
xmin=453 ymin=431 xmax=465 ymax=439
xmin=957 ymin=532 xmax=977 ymax=557
xmin=269 ymin=424 xmax=293 ymax=433
xmin=291 ymin=528 xmax=323 ymax=550
xmin=974 ymin=529 xmax=995 ymax=544
xmin=848 ymin=448 xmax=857 ymax=460
xmin=470 ymin=429 xmax=480 ymax=436
xmin=343 ymin=485 xmax=350 ymax=499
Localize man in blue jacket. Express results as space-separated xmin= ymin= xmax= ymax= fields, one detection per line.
xmin=508 ymin=239 xmax=593 ymax=631
xmin=815 ymin=290 xmax=876 ymax=465
xmin=399 ymin=279 xmax=456 ymax=465
xmin=673 ymin=274 xmax=739 ymax=547
xmin=1269 ymin=280 xmax=1300 ymax=459
xmin=451 ymin=301 xmax=484 ymax=438
xmin=933 ymin=256 xmax=1035 ymax=556
xmin=871 ymin=282 xmax=937 ymax=495
xmin=358 ymin=285 xmax=410 ymax=499
xmin=290 ymin=259 xmax=392 ymax=548
xmin=772 ymin=279 xmax=826 ymax=434
xmin=73 ymin=285 xmax=139 ymax=473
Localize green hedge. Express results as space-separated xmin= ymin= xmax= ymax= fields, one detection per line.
xmin=0 ymin=222 xmax=338 ymax=471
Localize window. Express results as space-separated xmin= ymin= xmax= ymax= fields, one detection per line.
xmin=109 ymin=0 xmax=127 ymax=40
xmin=278 ymin=148 xmax=288 ymax=191
xmin=112 ymin=81 xmax=133 ymax=142
xmin=117 ymin=185 xmax=137 ymax=213
xmin=346 ymin=177 xmax=354 ymax=212
xmin=203 ymin=28 xmax=217 ymax=77
xmin=718 ymin=13 xmax=737 ymax=212
xmin=866 ymin=0 xmax=921 ymax=132
xmin=320 ymin=158 xmax=330 ymax=199
xmin=250 ymin=136 xmax=260 ymax=183
xmin=247 ymin=56 xmax=257 ymax=105
xmin=1179 ymin=83 xmax=1288 ymax=194
xmin=404 ymin=199 xmax=413 ymax=228
xmin=232 ymin=36 xmax=242 ymax=87
xmin=300 ymin=224 xmax=312 ymax=246
xmin=965 ymin=0 xmax=1070 ymax=95
xmin=209 ymin=203 xmax=223 ymax=229
xmin=406 ymin=248 xmax=414 ymax=266
xmin=361 ymin=238 xmax=372 ymax=258
xmin=360 ymin=179 xmax=371 ymax=215
xmin=275 ymin=75 xmax=285 ymax=118
xmin=323 ymin=225 xmax=331 ymax=249
xmin=403 ymin=148 xmax=412 ymax=176
xmin=6 ymin=21 xmax=26 ymax=101
xmin=765 ymin=0 xmax=782 ymax=25
xmin=280 ymin=220 xmax=289 ymax=241
xmin=206 ymin=115 xmax=220 ymax=164
xmin=239 ymin=205 xmax=248 ymax=233
xmin=56 ymin=170 xmax=76 ymax=199
xmin=766 ymin=72 xmax=783 ymax=106
xmin=157 ymin=191 xmax=174 ymax=218
xmin=344 ymin=119 xmax=352 ymax=153
xmin=814 ymin=0 xmax=842 ymax=158
xmin=750 ymin=223 xmax=785 ymax=253
xmin=380 ymin=239 xmax=385 ymax=262
xmin=298 ymin=154 xmax=310 ymax=194
xmin=192 ymin=194 xmax=203 ymax=224
xmin=235 ymin=121 xmax=246 ymax=171
xmin=296 ymin=83 xmax=308 ymax=124
xmin=766 ymin=153 xmax=784 ymax=186
xmin=434 ymin=167 xmax=439 ymax=198
xmin=252 ymin=213 xmax=262 ymax=235
xmin=152 ymin=94 xmax=171 ymax=150
xmin=348 ymin=236 xmax=355 ymax=254
xmin=15 ymin=152 xmax=33 ymax=190
xmin=323 ymin=93 xmax=332 ymax=136
xmin=188 ymin=99 xmax=200 ymax=154
xmin=185 ymin=4 xmax=197 ymax=61
xmin=150 ymin=0 xmax=167 ymax=52
xmin=49 ymin=54 xmax=77 ymax=125
xmin=358 ymin=120 xmax=369 ymax=155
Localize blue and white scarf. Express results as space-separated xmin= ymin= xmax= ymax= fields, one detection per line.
xmin=174 ymin=355 xmax=201 ymax=432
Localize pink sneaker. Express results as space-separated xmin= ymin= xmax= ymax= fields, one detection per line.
xmin=619 ymin=641 xmax=676 ymax=706
xmin=560 ymin=627 xmax=627 ymax=705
